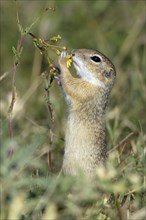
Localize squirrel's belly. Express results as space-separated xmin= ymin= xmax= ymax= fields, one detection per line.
xmin=62 ymin=113 xmax=107 ymax=176
xmin=63 ymin=133 xmax=106 ymax=176
xmin=62 ymin=147 xmax=102 ymax=176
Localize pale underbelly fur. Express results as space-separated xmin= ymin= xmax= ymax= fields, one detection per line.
xmin=62 ymin=113 xmax=106 ymax=176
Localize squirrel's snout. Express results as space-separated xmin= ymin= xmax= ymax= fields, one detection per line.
xmin=71 ymin=49 xmax=76 ymax=57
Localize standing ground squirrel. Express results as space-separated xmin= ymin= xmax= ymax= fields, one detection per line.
xmin=59 ymin=49 xmax=116 ymax=177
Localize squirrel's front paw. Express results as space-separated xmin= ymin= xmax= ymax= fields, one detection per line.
xmin=59 ymin=51 xmax=68 ymax=67
xmin=59 ymin=51 xmax=72 ymax=68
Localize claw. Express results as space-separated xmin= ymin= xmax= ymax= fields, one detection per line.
xmin=59 ymin=51 xmax=68 ymax=67
xmin=60 ymin=51 xmax=68 ymax=58
xmin=54 ymin=75 xmax=62 ymax=86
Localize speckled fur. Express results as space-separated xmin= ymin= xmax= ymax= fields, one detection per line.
xmin=59 ymin=49 xmax=116 ymax=176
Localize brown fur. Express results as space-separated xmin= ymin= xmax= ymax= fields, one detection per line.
xmin=59 ymin=49 xmax=116 ymax=176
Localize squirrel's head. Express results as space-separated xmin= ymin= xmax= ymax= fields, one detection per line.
xmin=72 ymin=49 xmax=116 ymax=91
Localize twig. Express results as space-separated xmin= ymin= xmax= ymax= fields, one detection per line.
xmin=0 ymin=71 xmax=11 ymax=82
xmin=45 ymin=83 xmax=54 ymax=172
xmin=9 ymin=63 xmax=17 ymax=139
xmin=8 ymin=35 xmax=24 ymax=158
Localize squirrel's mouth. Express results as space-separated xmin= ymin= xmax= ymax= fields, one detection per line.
xmin=72 ymin=61 xmax=82 ymax=78
xmin=72 ymin=60 xmax=79 ymax=68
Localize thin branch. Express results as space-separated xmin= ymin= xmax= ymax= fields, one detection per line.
xmin=0 ymin=71 xmax=11 ymax=82
xmin=8 ymin=35 xmax=24 ymax=158
xmin=45 ymin=84 xmax=54 ymax=172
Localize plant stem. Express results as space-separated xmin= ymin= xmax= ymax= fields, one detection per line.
xmin=8 ymin=35 xmax=24 ymax=158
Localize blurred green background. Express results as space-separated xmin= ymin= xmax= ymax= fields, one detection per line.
xmin=1 ymin=1 xmax=145 ymax=219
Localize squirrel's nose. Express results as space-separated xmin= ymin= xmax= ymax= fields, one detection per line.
xmin=71 ymin=49 xmax=76 ymax=56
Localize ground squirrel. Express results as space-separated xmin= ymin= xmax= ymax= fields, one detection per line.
xmin=59 ymin=49 xmax=116 ymax=177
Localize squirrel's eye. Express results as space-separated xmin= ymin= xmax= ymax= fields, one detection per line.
xmin=90 ymin=56 xmax=101 ymax=63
